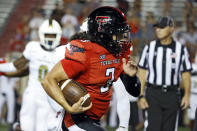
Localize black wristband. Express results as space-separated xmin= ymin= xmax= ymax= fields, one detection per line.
xmin=138 ymin=95 xmax=144 ymax=100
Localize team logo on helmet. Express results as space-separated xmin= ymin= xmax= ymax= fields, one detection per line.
xmin=96 ymin=16 xmax=112 ymax=31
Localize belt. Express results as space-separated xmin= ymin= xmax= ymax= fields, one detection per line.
xmin=147 ymin=83 xmax=178 ymax=92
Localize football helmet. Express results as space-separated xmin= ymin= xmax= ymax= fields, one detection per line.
xmin=39 ymin=19 xmax=62 ymax=51
xmin=87 ymin=6 xmax=131 ymax=54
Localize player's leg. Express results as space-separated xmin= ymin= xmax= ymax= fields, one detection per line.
xmin=113 ymin=77 xmax=130 ymax=131
xmin=20 ymin=89 xmax=36 ymax=131
xmin=46 ymin=107 xmax=65 ymax=131
xmin=187 ymin=93 xmax=197 ymax=131
xmin=0 ymin=92 xmax=6 ymax=123
xmin=63 ymin=112 xmax=90 ymax=131
xmin=35 ymin=93 xmax=52 ymax=131
xmin=47 ymin=95 xmax=66 ymax=130
xmin=71 ymin=113 xmax=106 ymax=131
xmin=6 ymin=87 xmax=15 ymax=124
xmin=109 ymin=93 xmax=118 ymax=128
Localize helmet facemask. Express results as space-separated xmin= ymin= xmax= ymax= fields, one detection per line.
xmin=97 ymin=24 xmax=132 ymax=55
xmin=114 ymin=27 xmax=132 ymax=55
xmin=43 ymin=34 xmax=57 ymax=50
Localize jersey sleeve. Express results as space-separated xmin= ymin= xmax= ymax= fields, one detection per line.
xmin=61 ymin=41 xmax=87 ymax=78
xmin=138 ymin=44 xmax=149 ymax=69
xmin=52 ymin=45 xmax=67 ymax=64
xmin=61 ymin=59 xmax=86 ymax=78
xmin=65 ymin=41 xmax=86 ymax=64
xmin=180 ymin=46 xmax=192 ymax=72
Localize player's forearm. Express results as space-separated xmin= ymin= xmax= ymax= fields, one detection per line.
xmin=41 ymin=75 xmax=72 ymax=112
xmin=41 ymin=62 xmax=72 ymax=112
xmin=13 ymin=55 xmax=29 ymax=70
xmin=182 ymin=72 xmax=191 ymax=97
xmin=5 ymin=66 xmax=29 ymax=77
xmin=137 ymin=68 xmax=147 ymax=96
xmin=0 ymin=55 xmax=28 ymax=73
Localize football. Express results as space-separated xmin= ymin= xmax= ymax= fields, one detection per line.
xmin=59 ymin=79 xmax=91 ymax=107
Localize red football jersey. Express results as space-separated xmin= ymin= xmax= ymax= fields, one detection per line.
xmin=61 ymin=40 xmax=130 ymax=120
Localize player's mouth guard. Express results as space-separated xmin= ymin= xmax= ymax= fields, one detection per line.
xmin=81 ymin=94 xmax=90 ymax=106
xmin=60 ymin=79 xmax=72 ymax=90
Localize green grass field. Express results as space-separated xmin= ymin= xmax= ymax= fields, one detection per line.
xmin=0 ymin=124 xmax=190 ymax=131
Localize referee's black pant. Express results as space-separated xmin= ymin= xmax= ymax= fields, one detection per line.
xmin=145 ymin=84 xmax=180 ymax=131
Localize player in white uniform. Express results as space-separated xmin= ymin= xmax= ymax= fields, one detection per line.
xmin=113 ymin=78 xmax=138 ymax=131
xmin=0 ymin=19 xmax=67 ymax=131
xmin=0 ymin=74 xmax=19 ymax=124
xmin=187 ymin=63 xmax=197 ymax=131
xmin=19 ymin=41 xmax=67 ymax=131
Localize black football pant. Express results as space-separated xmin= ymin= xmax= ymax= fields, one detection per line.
xmin=145 ymin=85 xmax=180 ymax=131
xmin=71 ymin=113 xmax=106 ymax=131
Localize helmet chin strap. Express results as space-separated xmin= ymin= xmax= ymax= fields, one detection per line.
xmin=40 ymin=44 xmax=54 ymax=51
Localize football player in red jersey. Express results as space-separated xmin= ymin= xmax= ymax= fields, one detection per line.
xmin=42 ymin=6 xmax=141 ymax=131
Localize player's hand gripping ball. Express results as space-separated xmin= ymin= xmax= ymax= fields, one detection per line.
xmin=59 ymin=79 xmax=91 ymax=107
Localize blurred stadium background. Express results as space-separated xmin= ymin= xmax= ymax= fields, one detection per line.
xmin=0 ymin=0 xmax=197 ymax=131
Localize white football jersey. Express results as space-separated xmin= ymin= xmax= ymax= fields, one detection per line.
xmin=23 ymin=41 xmax=66 ymax=92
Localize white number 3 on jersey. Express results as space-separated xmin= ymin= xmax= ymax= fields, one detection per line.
xmin=100 ymin=68 xmax=115 ymax=93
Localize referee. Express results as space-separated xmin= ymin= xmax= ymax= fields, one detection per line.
xmin=137 ymin=16 xmax=192 ymax=131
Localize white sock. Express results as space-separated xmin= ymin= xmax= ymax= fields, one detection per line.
xmin=113 ymin=78 xmax=130 ymax=129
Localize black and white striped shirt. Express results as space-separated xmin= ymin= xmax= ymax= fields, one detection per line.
xmin=138 ymin=39 xmax=192 ymax=86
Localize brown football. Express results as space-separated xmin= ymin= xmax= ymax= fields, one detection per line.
xmin=59 ymin=79 xmax=91 ymax=107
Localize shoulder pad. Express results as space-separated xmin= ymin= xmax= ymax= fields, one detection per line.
xmin=25 ymin=41 xmax=40 ymax=50
xmin=65 ymin=41 xmax=86 ymax=64
xmin=23 ymin=41 xmax=40 ymax=60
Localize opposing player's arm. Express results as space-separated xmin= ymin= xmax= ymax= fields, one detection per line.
xmin=13 ymin=55 xmax=29 ymax=70
xmin=0 ymin=55 xmax=29 ymax=77
xmin=5 ymin=66 xmax=29 ymax=77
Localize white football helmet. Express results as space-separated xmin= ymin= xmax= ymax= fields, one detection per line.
xmin=39 ymin=19 xmax=62 ymax=51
